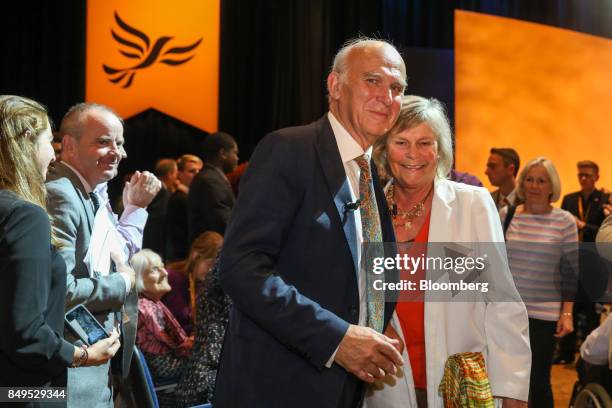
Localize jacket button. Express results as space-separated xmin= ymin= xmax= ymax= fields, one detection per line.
xmin=349 ymin=306 xmax=358 ymax=316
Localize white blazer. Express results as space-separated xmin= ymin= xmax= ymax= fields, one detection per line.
xmin=365 ymin=178 xmax=531 ymax=408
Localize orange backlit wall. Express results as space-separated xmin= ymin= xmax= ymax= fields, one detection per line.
xmin=86 ymin=0 xmax=220 ymax=132
xmin=455 ymin=10 xmax=612 ymax=199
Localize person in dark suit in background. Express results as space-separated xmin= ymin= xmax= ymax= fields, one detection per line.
xmin=485 ymin=147 xmax=522 ymax=210
xmin=187 ymin=132 xmax=238 ymax=240
xmin=143 ymin=158 xmax=179 ymax=255
xmin=562 ymin=161 xmax=610 ymax=243
xmin=214 ymin=38 xmax=406 ymax=408
xmin=556 ymin=160 xmax=611 ymax=364
xmin=165 ymin=154 xmax=202 ymax=261
xmin=0 ymin=95 xmax=120 ymax=399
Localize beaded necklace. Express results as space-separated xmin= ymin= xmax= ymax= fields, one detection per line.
xmin=386 ymin=182 xmax=433 ymax=230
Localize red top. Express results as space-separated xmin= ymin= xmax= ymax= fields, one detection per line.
xmin=395 ymin=213 xmax=430 ymax=389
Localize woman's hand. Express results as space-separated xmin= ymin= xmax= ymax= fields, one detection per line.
xmin=554 ymin=314 xmax=574 ymax=338
xmin=83 ymin=329 xmax=121 ymax=366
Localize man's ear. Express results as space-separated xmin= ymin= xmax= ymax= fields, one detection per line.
xmin=327 ymin=71 xmax=341 ymax=101
xmin=218 ymin=148 xmax=229 ymax=161
xmin=61 ymin=134 xmax=74 ymax=157
xmin=508 ymin=163 xmax=516 ymax=177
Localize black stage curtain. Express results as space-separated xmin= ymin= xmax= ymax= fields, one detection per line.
xmin=107 ymin=109 xmax=209 ymax=203
xmin=218 ymin=0 xmax=382 ymax=160
xmin=1 ymin=0 xmax=612 ymax=166
xmin=0 ymin=0 xmax=87 ymax=126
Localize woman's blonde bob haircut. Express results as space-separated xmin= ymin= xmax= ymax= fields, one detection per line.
xmin=373 ymin=95 xmax=453 ymax=181
xmin=516 ymin=156 xmax=562 ymax=203
xmin=130 ymin=249 xmax=163 ymax=293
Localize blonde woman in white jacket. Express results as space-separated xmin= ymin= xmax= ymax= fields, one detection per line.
xmin=366 ymin=95 xmax=531 ymax=408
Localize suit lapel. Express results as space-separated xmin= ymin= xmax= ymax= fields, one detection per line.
xmin=428 ymin=179 xmax=455 ymax=242
xmin=314 ymin=117 xmax=359 ymax=273
xmin=50 ymin=162 xmax=96 ymax=231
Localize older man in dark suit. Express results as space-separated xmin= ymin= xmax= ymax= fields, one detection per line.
xmin=214 ymin=38 xmax=407 ymax=408
xmin=46 ymin=103 xmax=160 ymax=407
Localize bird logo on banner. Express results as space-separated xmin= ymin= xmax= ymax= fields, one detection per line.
xmin=103 ymin=12 xmax=202 ymax=88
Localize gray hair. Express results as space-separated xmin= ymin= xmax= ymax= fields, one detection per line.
xmin=59 ymin=102 xmax=123 ymax=140
xmin=130 ymin=249 xmax=163 ymax=293
xmin=373 ymin=95 xmax=453 ymax=180
xmin=515 ymin=156 xmax=562 ymax=203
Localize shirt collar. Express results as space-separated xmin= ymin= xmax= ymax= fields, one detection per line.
xmin=328 ymin=112 xmax=372 ymax=164
xmin=506 ymin=188 xmax=517 ymax=204
xmin=61 ymin=161 xmax=93 ymax=193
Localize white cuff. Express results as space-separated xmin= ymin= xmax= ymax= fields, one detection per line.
xmin=325 ymin=345 xmax=340 ymax=368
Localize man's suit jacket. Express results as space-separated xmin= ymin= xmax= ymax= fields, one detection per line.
xmin=490 ymin=188 xmax=522 ymax=210
xmin=562 ymin=189 xmax=610 ymax=242
xmin=142 ymin=186 xmax=171 ymax=254
xmin=165 ymin=190 xmax=189 ymax=261
xmin=187 ymin=164 xmax=235 ymax=241
xmin=46 ymin=162 xmax=128 ymax=407
xmin=214 ymin=116 xmax=396 ymax=408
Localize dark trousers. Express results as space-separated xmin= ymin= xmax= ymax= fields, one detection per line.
xmin=337 ymin=375 xmax=364 ymax=408
xmin=528 ymin=318 xmax=556 ymax=408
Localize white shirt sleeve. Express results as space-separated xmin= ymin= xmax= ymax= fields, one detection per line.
xmin=580 ymin=314 xmax=612 ymax=366
xmin=325 ymin=345 xmax=340 ymax=368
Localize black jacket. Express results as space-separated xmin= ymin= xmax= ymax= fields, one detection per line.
xmin=0 ymin=190 xmax=73 ymax=388
xmin=562 ymin=189 xmax=609 ymax=242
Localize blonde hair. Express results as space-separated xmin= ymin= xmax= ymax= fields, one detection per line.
xmin=0 ymin=95 xmax=50 ymax=210
xmin=516 ymin=156 xmax=562 ymax=203
xmin=373 ymin=95 xmax=453 ymax=181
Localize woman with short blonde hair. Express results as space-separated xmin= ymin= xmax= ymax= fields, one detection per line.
xmin=502 ymin=156 xmax=577 ymax=407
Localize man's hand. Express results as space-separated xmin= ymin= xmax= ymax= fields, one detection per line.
xmin=501 ymin=397 xmax=527 ymax=408
xmin=123 ymin=171 xmax=161 ymax=208
xmin=176 ymin=183 xmax=189 ymax=195
xmin=334 ymin=324 xmax=403 ymax=383
xmin=111 ymin=251 xmax=135 ymax=291
xmin=84 ymin=329 xmax=121 ymax=366
xmin=574 ymin=216 xmax=586 ymax=230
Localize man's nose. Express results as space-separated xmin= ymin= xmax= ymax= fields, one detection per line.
xmin=377 ymin=87 xmax=393 ymax=106
xmin=112 ymin=144 xmax=127 ymax=159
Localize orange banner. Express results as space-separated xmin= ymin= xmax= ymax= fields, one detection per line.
xmin=86 ymin=0 xmax=219 ymax=132
xmin=455 ymin=10 xmax=612 ymax=197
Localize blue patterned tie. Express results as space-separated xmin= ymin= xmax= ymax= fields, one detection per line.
xmin=355 ymin=155 xmax=384 ymax=332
